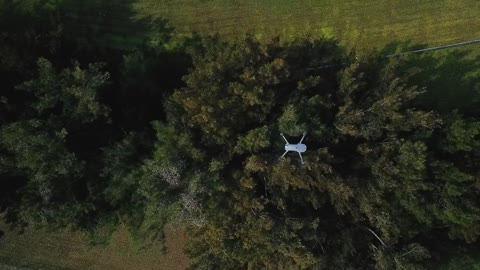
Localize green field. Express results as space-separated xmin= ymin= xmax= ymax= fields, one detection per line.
xmin=133 ymin=0 xmax=480 ymax=49
xmin=61 ymin=0 xmax=480 ymax=52
xmin=0 ymin=219 xmax=189 ymax=270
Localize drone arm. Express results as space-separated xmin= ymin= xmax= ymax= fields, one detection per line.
xmin=280 ymin=150 xmax=289 ymax=159
xmin=299 ymin=132 xmax=306 ymax=144
xmin=298 ymin=152 xmax=304 ymax=165
xmin=280 ymin=133 xmax=289 ymax=144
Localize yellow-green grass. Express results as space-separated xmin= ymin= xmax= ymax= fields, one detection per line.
xmin=0 ymin=219 xmax=189 ymax=270
xmin=61 ymin=0 xmax=480 ymax=52
xmin=133 ymin=0 xmax=480 ymax=50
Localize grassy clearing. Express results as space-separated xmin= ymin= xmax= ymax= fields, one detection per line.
xmin=133 ymin=0 xmax=480 ymax=50
xmin=0 ymin=219 xmax=189 ymax=270
xmin=61 ymin=0 xmax=480 ymax=52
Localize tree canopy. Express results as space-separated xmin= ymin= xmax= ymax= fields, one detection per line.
xmin=160 ymin=37 xmax=480 ymax=269
xmin=0 ymin=4 xmax=479 ymax=268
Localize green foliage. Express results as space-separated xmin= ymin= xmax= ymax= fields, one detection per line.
xmin=19 ymin=58 xmax=110 ymax=123
xmin=163 ymin=37 xmax=480 ymax=269
xmin=0 ymin=119 xmax=89 ymax=228
xmin=441 ymin=111 xmax=480 ymax=153
xmin=373 ymin=243 xmax=431 ymax=270
xmin=102 ymin=132 xmax=146 ymax=207
xmin=0 ymin=120 xmax=82 ymax=182
xmin=1 ymin=6 xmax=480 ymax=268
xmin=234 ymin=126 xmax=271 ymax=154
xmin=446 ymin=255 xmax=480 ymax=270
xmin=0 ymin=58 xmax=110 ymax=229
xmin=278 ymin=105 xmax=307 ymax=136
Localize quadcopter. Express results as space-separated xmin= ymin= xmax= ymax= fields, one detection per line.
xmin=279 ymin=132 xmax=307 ymax=164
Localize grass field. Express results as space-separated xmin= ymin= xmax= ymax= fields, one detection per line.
xmin=60 ymin=0 xmax=480 ymax=52
xmin=0 ymin=219 xmax=189 ymax=270
xmin=133 ymin=0 xmax=480 ymax=50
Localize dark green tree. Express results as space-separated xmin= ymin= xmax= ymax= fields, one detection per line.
xmin=154 ymin=37 xmax=480 ymax=269
xmin=0 ymin=58 xmax=111 ymax=229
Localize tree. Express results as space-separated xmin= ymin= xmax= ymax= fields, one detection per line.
xmin=0 ymin=58 xmax=111 ymax=229
xmin=155 ymin=36 xmax=480 ymax=269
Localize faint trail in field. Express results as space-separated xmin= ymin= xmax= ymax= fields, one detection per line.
xmin=386 ymin=39 xmax=480 ymax=57
xmin=310 ymin=38 xmax=480 ymax=70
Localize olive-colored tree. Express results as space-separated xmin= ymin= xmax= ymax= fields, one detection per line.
xmin=159 ymin=37 xmax=480 ymax=269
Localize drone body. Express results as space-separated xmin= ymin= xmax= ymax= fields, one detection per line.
xmin=280 ymin=132 xmax=307 ymax=164
xmin=285 ymin=143 xmax=307 ymax=152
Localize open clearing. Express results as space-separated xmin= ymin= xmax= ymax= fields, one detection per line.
xmin=133 ymin=0 xmax=480 ymax=49
xmin=62 ymin=0 xmax=480 ymax=51
xmin=0 ymin=219 xmax=189 ymax=270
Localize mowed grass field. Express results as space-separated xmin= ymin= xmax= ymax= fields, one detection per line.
xmin=60 ymin=0 xmax=480 ymax=51
xmin=0 ymin=219 xmax=189 ymax=270
xmin=133 ymin=0 xmax=480 ymax=49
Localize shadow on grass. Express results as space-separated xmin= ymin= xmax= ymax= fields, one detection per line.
xmin=381 ymin=41 xmax=480 ymax=115
xmin=57 ymin=0 xmax=202 ymax=130
xmin=60 ymin=0 xmax=174 ymax=52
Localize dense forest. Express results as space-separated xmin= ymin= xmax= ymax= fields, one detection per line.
xmin=1 ymin=1 xmax=480 ymax=269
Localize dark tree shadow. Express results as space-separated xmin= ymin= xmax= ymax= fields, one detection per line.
xmin=60 ymin=0 xmax=173 ymax=52
xmin=57 ymin=0 xmax=203 ymax=132
xmin=0 ymin=0 xmax=201 ymax=227
xmin=380 ymin=41 xmax=480 ymax=115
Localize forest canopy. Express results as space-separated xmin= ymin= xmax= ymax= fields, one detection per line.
xmin=1 ymin=1 xmax=480 ymax=269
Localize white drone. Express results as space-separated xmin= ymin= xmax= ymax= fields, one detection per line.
xmin=279 ymin=132 xmax=307 ymax=164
